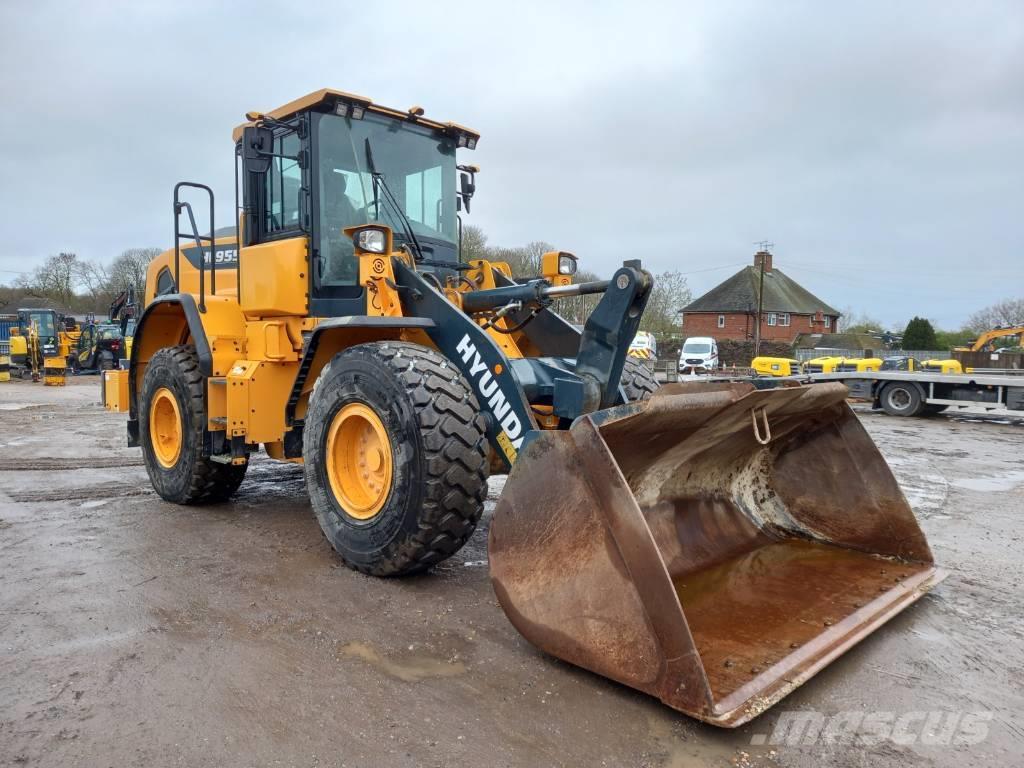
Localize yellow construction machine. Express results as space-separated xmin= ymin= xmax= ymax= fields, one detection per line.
xmin=108 ymin=89 xmax=944 ymax=727
xmin=957 ymin=324 xmax=1024 ymax=352
xmin=750 ymin=356 xmax=801 ymax=376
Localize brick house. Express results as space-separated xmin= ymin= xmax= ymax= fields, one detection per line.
xmin=681 ymin=251 xmax=840 ymax=343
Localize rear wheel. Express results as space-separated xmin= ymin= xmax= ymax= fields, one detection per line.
xmin=880 ymin=382 xmax=924 ymax=417
xmin=140 ymin=345 xmax=247 ymax=503
xmin=99 ymin=351 xmax=115 ymax=370
xmin=304 ymin=342 xmax=489 ymax=576
xmin=620 ymin=357 xmax=660 ymax=401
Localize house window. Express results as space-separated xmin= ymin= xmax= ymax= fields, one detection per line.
xmin=779 ymin=312 xmax=790 ymax=326
xmin=824 ymin=316 xmax=831 ymax=329
xmin=717 ymin=315 xmax=725 ymax=328
xmin=767 ymin=312 xmax=777 ymax=326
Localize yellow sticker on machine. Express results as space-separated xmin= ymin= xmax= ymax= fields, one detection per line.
xmin=496 ymin=431 xmax=518 ymax=464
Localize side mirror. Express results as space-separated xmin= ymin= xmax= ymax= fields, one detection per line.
xmin=459 ymin=172 xmax=475 ymax=213
xmin=242 ymin=125 xmax=274 ymax=175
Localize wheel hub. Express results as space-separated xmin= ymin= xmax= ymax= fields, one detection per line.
xmin=150 ymin=387 xmax=183 ymax=468
xmin=326 ymin=402 xmax=394 ymax=520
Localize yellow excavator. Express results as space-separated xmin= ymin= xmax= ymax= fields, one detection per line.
xmin=958 ymin=324 xmax=1024 ymax=352
xmin=105 ymin=88 xmax=944 ymax=727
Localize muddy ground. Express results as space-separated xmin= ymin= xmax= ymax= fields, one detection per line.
xmin=1 ymin=377 xmax=1022 ymax=767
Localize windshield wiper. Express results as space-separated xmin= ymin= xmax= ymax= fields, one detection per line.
xmin=364 ymin=138 xmax=425 ymax=261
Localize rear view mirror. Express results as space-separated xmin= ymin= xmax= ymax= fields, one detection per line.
xmin=242 ymin=126 xmax=274 ymax=175
xmin=459 ymin=171 xmax=475 ymax=213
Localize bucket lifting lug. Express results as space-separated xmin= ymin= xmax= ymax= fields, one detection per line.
xmin=751 ymin=405 xmax=772 ymax=445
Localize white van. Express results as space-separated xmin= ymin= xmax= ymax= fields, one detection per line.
xmin=679 ymin=337 xmax=719 ymax=373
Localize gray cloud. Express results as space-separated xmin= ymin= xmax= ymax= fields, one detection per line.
xmin=1 ymin=0 xmax=1021 ymax=328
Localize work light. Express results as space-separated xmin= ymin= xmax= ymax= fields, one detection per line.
xmin=357 ymin=229 xmax=386 ymax=254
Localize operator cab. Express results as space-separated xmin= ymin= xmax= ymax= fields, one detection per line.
xmin=17 ymin=308 xmax=60 ymax=357
xmin=235 ymin=89 xmax=480 ymax=318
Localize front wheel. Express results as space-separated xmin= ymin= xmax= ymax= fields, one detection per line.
xmin=303 ymin=342 xmax=489 ymax=576
xmin=139 ymin=345 xmax=247 ymax=503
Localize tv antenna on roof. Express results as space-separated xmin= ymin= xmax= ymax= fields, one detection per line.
xmin=754 ymin=240 xmax=774 ymax=251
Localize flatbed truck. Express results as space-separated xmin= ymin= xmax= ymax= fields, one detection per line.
xmin=804 ymin=369 xmax=1024 ymax=418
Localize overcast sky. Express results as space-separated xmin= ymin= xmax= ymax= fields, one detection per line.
xmin=1 ymin=0 xmax=1020 ymax=329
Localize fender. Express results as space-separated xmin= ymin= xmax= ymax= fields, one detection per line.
xmin=126 ymin=293 xmax=211 ymax=445
xmin=283 ymin=315 xmax=437 ymax=429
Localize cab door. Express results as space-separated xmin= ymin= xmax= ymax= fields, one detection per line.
xmin=78 ymin=326 xmax=94 ymax=368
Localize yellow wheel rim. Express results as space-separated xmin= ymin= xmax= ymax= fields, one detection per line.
xmin=150 ymin=387 xmax=183 ymax=469
xmin=326 ymin=403 xmax=394 ymax=520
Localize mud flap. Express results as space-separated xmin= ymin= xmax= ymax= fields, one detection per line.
xmin=488 ymin=381 xmax=945 ymax=727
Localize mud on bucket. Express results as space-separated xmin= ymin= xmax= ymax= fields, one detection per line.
xmin=488 ymin=381 xmax=944 ymax=727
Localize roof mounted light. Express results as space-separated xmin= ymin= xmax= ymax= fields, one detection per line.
xmin=334 ymin=95 xmax=370 ymax=120
xmin=445 ymin=123 xmax=480 ymax=151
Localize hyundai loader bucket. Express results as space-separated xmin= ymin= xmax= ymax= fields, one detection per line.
xmin=489 ymin=381 xmax=944 ymax=727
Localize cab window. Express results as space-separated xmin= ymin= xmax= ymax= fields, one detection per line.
xmin=156 ymin=267 xmax=175 ymax=295
xmin=265 ymin=131 xmax=303 ymax=236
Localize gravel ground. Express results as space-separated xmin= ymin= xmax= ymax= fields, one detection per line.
xmin=1 ymin=377 xmax=1021 ymax=767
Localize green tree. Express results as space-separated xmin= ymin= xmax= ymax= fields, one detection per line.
xmin=902 ymin=316 xmax=938 ymax=350
xmin=934 ymin=328 xmax=975 ymax=350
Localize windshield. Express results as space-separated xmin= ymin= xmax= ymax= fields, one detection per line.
xmin=28 ymin=312 xmax=56 ymax=338
xmin=316 ymin=112 xmax=457 ymax=286
xmin=683 ymin=343 xmax=711 ymax=354
xmin=98 ymin=327 xmax=121 ymax=340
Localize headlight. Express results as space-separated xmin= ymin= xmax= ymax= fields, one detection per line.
xmin=356 ymin=229 xmax=386 ymax=253
xmin=558 ymin=253 xmax=577 ymax=275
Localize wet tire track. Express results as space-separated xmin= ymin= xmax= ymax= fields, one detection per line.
xmin=7 ymin=483 xmax=154 ymax=503
xmin=0 ymin=457 xmax=146 ymax=471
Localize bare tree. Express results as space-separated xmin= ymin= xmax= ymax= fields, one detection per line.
xmin=460 ymin=224 xmax=489 ymax=262
xmin=108 ymin=247 xmax=161 ymax=299
xmin=74 ymin=258 xmax=111 ymax=308
xmin=967 ymin=297 xmax=1024 ymax=332
xmin=640 ymin=269 xmax=692 ymax=339
xmin=27 ymin=252 xmax=79 ymax=310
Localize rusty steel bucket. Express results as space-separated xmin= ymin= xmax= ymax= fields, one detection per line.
xmin=489 ymin=381 xmax=945 ymax=727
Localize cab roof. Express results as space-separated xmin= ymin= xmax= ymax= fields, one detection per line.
xmin=232 ymin=88 xmax=480 ymax=143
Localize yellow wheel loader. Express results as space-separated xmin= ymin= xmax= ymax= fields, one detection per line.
xmin=112 ymin=89 xmax=943 ymax=727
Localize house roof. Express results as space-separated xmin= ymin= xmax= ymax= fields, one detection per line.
xmin=682 ymin=266 xmax=840 ymax=316
xmin=794 ymin=333 xmax=883 ymax=350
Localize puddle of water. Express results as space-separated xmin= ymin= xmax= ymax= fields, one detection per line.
xmin=339 ymin=641 xmax=466 ymax=682
xmin=0 ymin=403 xmax=36 ymax=411
xmin=951 ymin=471 xmax=1024 ymax=493
xmin=79 ymin=499 xmax=111 ymax=509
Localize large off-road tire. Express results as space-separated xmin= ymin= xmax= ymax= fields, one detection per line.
xmin=99 ymin=351 xmax=115 ymax=371
xmin=140 ymin=345 xmax=247 ymax=504
xmin=879 ymin=381 xmax=925 ymax=417
xmin=620 ymin=357 xmax=660 ymax=402
xmin=304 ymin=341 xmax=489 ymax=576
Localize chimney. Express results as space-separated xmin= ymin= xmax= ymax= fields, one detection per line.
xmin=753 ymin=250 xmax=773 ymax=272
